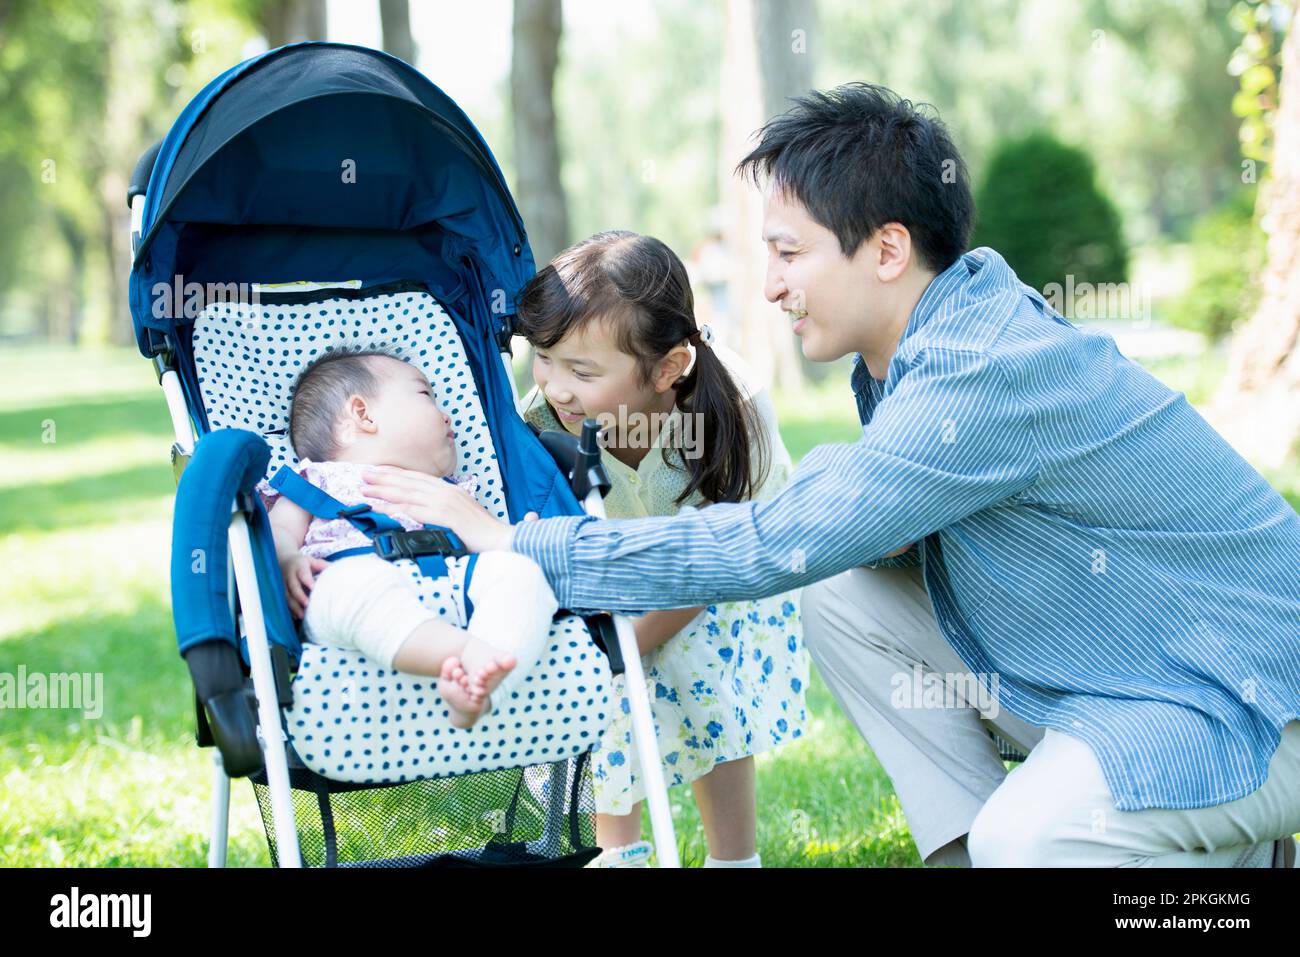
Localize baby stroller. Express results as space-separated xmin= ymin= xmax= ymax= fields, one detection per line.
xmin=126 ymin=41 xmax=679 ymax=868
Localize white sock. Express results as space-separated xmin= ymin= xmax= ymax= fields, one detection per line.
xmin=704 ymin=852 xmax=761 ymax=868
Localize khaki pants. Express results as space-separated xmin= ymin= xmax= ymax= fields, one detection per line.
xmin=801 ymin=563 xmax=1300 ymax=867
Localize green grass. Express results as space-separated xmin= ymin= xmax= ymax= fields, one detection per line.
xmin=2 ymin=343 xmax=1295 ymax=868
xmin=0 ymin=348 xmax=271 ymax=866
xmin=0 ymin=344 xmax=911 ymax=867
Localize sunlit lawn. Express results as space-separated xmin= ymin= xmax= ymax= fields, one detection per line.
xmin=1 ymin=342 xmax=1295 ymax=868
xmin=0 ymin=345 xmax=913 ymax=867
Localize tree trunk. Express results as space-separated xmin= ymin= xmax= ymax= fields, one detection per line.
xmin=718 ymin=0 xmax=804 ymax=392
xmin=55 ymin=210 xmax=88 ymax=345
xmin=755 ymin=0 xmax=821 ymax=383
xmin=100 ymin=182 xmax=134 ymax=346
xmin=379 ymin=0 xmax=417 ymax=65
xmin=260 ymin=0 xmax=327 ymax=48
xmin=301 ymin=0 xmax=327 ymax=40
xmin=754 ymin=0 xmax=814 ymax=119
xmin=261 ymin=0 xmax=288 ymax=47
xmin=1209 ymin=19 xmax=1300 ymax=469
xmin=510 ymin=0 xmax=568 ymax=268
xmin=98 ymin=1 xmax=147 ymax=347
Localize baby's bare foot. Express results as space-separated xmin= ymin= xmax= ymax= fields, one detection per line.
xmin=437 ymin=656 xmax=487 ymax=728
xmin=459 ymin=636 xmax=517 ymax=704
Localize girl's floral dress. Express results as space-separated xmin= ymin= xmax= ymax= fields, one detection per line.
xmin=521 ymin=345 xmax=809 ymax=813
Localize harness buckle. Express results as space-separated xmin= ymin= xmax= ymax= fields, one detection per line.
xmin=373 ymin=528 xmax=468 ymax=561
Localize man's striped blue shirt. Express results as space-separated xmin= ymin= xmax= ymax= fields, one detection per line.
xmin=512 ymin=246 xmax=1300 ymax=812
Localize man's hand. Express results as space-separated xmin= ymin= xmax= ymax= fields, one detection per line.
xmin=883 ymin=542 xmax=915 ymax=559
xmin=280 ymin=553 xmax=329 ymax=619
xmin=362 ymin=466 xmax=532 ymax=553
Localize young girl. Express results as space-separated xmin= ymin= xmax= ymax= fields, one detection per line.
xmin=515 ymin=230 xmax=809 ymax=867
xmin=259 ymin=348 xmax=558 ymax=728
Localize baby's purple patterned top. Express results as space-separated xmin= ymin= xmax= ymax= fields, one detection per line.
xmin=256 ymin=459 xmax=479 ymax=560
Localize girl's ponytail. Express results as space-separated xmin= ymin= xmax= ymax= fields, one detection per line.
xmin=669 ymin=330 xmax=770 ymax=506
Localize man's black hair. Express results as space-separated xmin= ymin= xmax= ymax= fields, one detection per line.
xmin=736 ymin=82 xmax=974 ymax=274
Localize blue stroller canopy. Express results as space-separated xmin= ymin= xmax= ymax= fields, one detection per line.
xmin=129 ymin=41 xmax=535 ymax=357
xmin=141 ymin=41 xmax=580 ymax=555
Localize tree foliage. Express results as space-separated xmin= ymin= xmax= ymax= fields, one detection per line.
xmin=971 ymin=132 xmax=1128 ymax=292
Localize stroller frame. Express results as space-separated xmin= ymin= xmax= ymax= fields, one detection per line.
xmin=144 ymin=252 xmax=681 ymax=871
xmin=128 ymin=42 xmax=681 ymax=868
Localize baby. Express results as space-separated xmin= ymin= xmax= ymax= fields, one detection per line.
xmin=258 ymin=348 xmax=558 ymax=728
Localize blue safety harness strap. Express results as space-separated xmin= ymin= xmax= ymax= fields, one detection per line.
xmin=323 ymin=545 xmax=383 ymax=561
xmin=269 ymin=465 xmax=406 ymax=536
xmin=267 ymin=466 xmax=473 ymax=590
xmin=461 ymin=552 xmax=478 ymax=620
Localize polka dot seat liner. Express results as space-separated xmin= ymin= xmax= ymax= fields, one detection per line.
xmin=192 ymin=286 xmax=611 ymax=785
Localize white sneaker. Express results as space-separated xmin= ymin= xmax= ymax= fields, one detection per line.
xmin=586 ymin=841 xmax=653 ymax=868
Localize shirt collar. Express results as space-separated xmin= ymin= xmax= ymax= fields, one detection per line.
xmin=883 ymin=246 xmax=1015 ymax=381
xmin=851 ymin=247 xmax=1006 ymax=398
xmin=898 ymin=248 xmax=981 ymax=343
xmin=608 ymin=406 xmax=679 ymax=477
xmin=850 ymin=351 xmax=872 ymax=396
xmin=651 ymin=405 xmax=684 ymax=451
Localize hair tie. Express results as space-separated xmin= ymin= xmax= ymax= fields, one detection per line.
xmin=687 ymin=324 xmax=715 ymax=346
xmin=679 ymin=324 xmax=714 ymax=382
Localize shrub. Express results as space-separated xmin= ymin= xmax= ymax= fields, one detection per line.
xmin=1171 ymin=188 xmax=1264 ymax=341
xmin=971 ymin=132 xmax=1128 ymax=294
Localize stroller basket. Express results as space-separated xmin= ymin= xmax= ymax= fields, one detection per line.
xmin=249 ymin=744 xmax=597 ymax=868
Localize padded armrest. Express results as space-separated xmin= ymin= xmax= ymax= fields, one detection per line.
xmin=171 ymin=428 xmax=270 ymax=655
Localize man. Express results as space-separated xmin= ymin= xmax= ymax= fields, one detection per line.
xmin=375 ymin=83 xmax=1300 ymax=867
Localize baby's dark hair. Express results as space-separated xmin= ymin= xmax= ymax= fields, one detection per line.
xmin=516 ymin=230 xmax=769 ymax=506
xmin=288 ymin=347 xmax=405 ymax=461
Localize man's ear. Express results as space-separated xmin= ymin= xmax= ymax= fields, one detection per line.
xmin=343 ymin=394 xmax=379 ymax=435
xmin=875 ymin=223 xmax=913 ymax=282
xmin=655 ymin=344 xmax=693 ymax=392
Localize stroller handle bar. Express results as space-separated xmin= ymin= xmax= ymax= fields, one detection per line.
xmin=127 ymin=140 xmax=162 ymax=211
xmin=537 ymin=420 xmax=681 ymax=867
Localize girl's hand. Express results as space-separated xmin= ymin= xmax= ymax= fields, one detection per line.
xmin=633 ymin=606 xmax=706 ymax=656
xmin=361 ymin=466 xmax=533 ymax=553
xmin=884 ymin=542 xmax=915 ymax=559
xmin=281 ymin=554 xmax=329 ymax=619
